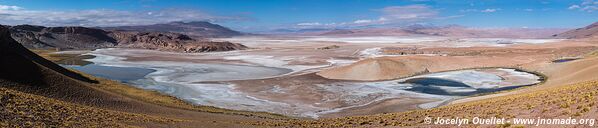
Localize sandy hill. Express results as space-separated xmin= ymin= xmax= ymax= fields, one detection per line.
xmin=554 ymin=22 xmax=598 ymax=39
xmin=260 ymin=51 xmax=598 ymax=127
xmin=317 ymin=58 xmax=428 ymax=81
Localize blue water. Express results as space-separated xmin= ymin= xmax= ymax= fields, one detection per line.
xmin=66 ymin=64 xmax=156 ymax=82
xmin=402 ymin=77 xmax=526 ymax=96
xmin=552 ymin=58 xmax=579 ymax=63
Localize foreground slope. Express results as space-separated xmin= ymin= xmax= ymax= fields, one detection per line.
xmin=0 ymin=25 xmax=282 ymax=127
xmin=257 ymin=80 xmax=598 ymax=127
xmin=0 ymin=25 xmax=177 ymax=127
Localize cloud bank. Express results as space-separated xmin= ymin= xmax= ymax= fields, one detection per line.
xmin=568 ymin=0 xmax=598 ymax=12
xmin=0 ymin=5 xmax=246 ymax=27
xmin=295 ymin=4 xmax=451 ymax=29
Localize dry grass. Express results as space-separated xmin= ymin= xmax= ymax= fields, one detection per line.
xmin=251 ymin=80 xmax=598 ymax=127
xmin=87 ymin=75 xmax=288 ymax=120
xmin=0 ymin=87 xmax=179 ymax=127
xmin=30 ymin=49 xmax=70 ymax=62
xmin=585 ymin=50 xmax=598 ymax=57
xmin=30 ymin=49 xmax=93 ymax=65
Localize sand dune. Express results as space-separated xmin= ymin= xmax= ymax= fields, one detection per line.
xmin=317 ymin=58 xmax=428 ymax=81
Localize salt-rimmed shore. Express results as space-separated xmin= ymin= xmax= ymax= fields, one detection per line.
xmin=73 ymin=49 xmax=542 ymax=118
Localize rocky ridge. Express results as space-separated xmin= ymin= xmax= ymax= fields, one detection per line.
xmin=110 ymin=31 xmax=247 ymax=52
xmin=101 ymin=21 xmax=243 ymax=38
xmin=553 ymin=22 xmax=598 ymax=39
xmin=6 ymin=24 xmax=247 ymax=53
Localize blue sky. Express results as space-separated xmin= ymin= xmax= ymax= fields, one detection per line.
xmin=0 ymin=0 xmax=597 ymax=32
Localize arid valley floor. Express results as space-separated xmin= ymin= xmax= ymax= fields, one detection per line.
xmin=3 ymin=26 xmax=598 ymax=127
xmin=0 ymin=5 xmax=597 ymax=126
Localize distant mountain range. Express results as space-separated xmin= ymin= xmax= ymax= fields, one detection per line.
xmin=553 ymin=22 xmax=598 ymax=39
xmin=101 ymin=21 xmax=243 ymax=38
xmin=268 ymin=24 xmax=570 ymax=38
xmin=5 ymin=21 xmax=247 ymax=52
xmin=5 ymin=20 xmax=598 ymax=52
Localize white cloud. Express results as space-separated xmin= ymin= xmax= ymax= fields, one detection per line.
xmin=569 ymin=0 xmax=598 ymax=12
xmin=353 ymin=19 xmax=372 ymax=24
xmin=460 ymin=9 xmax=478 ymax=12
xmin=296 ymin=22 xmax=321 ymax=26
xmin=377 ymin=5 xmax=438 ymax=21
xmin=291 ymin=4 xmax=462 ymax=29
xmin=582 ymin=0 xmax=594 ymax=5
xmin=345 ymin=4 xmax=440 ymax=25
xmin=461 ymin=8 xmax=501 ymax=13
xmin=0 ymin=5 xmax=246 ymax=27
xmin=569 ymin=5 xmax=581 ymax=10
xmin=583 ymin=6 xmax=598 ymax=12
xmin=0 ymin=5 xmax=22 ymax=10
xmin=481 ymin=8 xmax=500 ymax=13
xmin=438 ymin=15 xmax=465 ymax=19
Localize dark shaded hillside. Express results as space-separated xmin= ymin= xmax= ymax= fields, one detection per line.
xmin=109 ymin=31 xmax=247 ymax=53
xmin=0 ymin=24 xmax=181 ymax=127
xmin=9 ymin=25 xmax=117 ymax=49
xmin=0 ymin=26 xmax=96 ymax=84
xmin=0 ymin=25 xmax=141 ymax=109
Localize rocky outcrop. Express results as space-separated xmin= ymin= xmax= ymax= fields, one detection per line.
xmin=6 ymin=24 xmax=247 ymax=53
xmin=102 ymin=21 xmax=243 ymax=38
xmin=110 ymin=31 xmax=247 ymax=52
xmin=553 ymin=22 xmax=598 ymax=39
xmin=9 ymin=25 xmax=117 ymax=49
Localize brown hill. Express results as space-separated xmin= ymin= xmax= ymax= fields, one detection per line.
xmin=9 ymin=25 xmax=117 ymax=49
xmin=317 ymin=58 xmax=428 ymax=81
xmin=553 ymin=22 xmax=598 ymax=39
xmin=110 ymin=31 xmax=247 ymax=53
xmin=7 ymin=24 xmax=247 ymax=52
xmin=101 ymin=21 xmax=243 ymax=38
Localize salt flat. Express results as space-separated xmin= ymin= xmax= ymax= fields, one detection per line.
xmin=76 ymin=47 xmax=542 ymax=118
xmin=60 ymin=35 xmax=589 ymax=118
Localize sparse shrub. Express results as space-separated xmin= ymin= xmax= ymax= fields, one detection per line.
xmin=573 ymin=112 xmax=582 ymax=117
xmin=498 ymin=122 xmax=512 ymax=128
